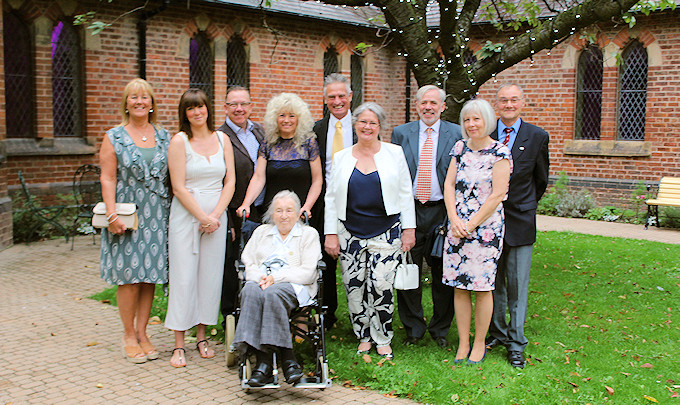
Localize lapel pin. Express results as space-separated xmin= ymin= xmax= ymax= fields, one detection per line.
xmin=519 ymin=146 xmax=525 ymax=151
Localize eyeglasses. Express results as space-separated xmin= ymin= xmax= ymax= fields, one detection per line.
xmin=357 ymin=120 xmax=380 ymax=128
xmin=497 ymin=97 xmax=522 ymax=105
xmin=225 ymin=102 xmax=251 ymax=108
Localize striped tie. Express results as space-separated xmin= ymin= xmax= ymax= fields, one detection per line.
xmin=415 ymin=128 xmax=434 ymax=204
xmin=503 ymin=127 xmax=513 ymax=146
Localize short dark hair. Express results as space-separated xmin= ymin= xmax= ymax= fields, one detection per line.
xmin=178 ymin=88 xmax=214 ymax=138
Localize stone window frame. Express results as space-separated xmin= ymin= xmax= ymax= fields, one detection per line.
xmin=226 ymin=34 xmax=249 ymax=89
xmin=574 ymin=44 xmax=603 ymax=140
xmin=51 ymin=18 xmax=84 ymax=139
xmin=562 ymin=29 xmax=661 ymax=157
xmin=616 ymin=39 xmax=647 ymax=141
xmin=189 ymin=30 xmax=215 ymax=103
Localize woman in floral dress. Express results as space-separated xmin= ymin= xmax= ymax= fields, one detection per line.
xmin=442 ymin=99 xmax=512 ymax=365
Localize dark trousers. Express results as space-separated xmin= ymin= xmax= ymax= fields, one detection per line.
xmin=320 ymin=250 xmax=339 ymax=326
xmin=220 ymin=206 xmax=262 ymax=320
xmin=396 ymin=201 xmax=455 ymax=339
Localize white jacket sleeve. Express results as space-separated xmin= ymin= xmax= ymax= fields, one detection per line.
xmin=241 ymin=226 xmax=266 ymax=282
xmin=324 ymin=154 xmax=340 ymax=234
xmin=396 ymin=149 xmax=417 ymax=229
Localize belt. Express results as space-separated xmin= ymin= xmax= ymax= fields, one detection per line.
xmin=415 ymin=199 xmax=444 ymax=207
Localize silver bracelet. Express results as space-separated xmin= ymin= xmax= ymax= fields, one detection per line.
xmin=109 ymin=216 xmax=119 ymax=224
xmin=106 ymin=213 xmax=116 ymax=221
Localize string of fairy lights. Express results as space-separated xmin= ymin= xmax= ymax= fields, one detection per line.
xmin=313 ymin=0 xmax=586 ymax=97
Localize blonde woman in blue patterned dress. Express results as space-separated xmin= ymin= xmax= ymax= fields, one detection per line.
xmin=165 ymin=89 xmax=236 ymax=368
xmin=100 ymin=78 xmax=171 ymax=363
xmin=442 ymin=99 xmax=512 ymax=365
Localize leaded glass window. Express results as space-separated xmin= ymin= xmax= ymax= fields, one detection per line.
xmin=575 ymin=45 xmax=603 ymax=140
xmin=350 ymin=54 xmax=363 ymax=111
xmin=227 ymin=35 xmax=249 ymax=88
xmin=51 ymin=20 xmax=82 ymax=137
xmin=617 ymin=40 xmax=647 ymax=141
xmin=3 ymin=11 xmax=35 ymax=138
xmin=189 ymin=31 xmax=213 ymax=101
xmin=323 ymin=46 xmax=338 ymax=116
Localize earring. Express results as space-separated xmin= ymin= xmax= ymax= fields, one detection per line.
xmin=149 ymin=109 xmax=154 ymax=113
xmin=125 ymin=109 xmax=129 ymax=114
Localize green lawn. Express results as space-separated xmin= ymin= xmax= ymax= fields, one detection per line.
xmin=91 ymin=231 xmax=680 ymax=404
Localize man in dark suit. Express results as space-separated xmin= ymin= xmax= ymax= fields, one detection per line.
xmin=486 ymin=83 xmax=550 ymax=368
xmin=218 ymin=86 xmax=266 ymax=320
xmin=313 ymin=73 xmax=357 ymax=329
xmin=391 ymin=85 xmax=462 ymax=348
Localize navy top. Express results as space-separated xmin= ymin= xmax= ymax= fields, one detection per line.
xmin=343 ymin=168 xmax=398 ymax=239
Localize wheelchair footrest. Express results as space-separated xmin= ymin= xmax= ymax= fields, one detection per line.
xmin=241 ymin=382 xmax=281 ymax=389
xmin=293 ymin=377 xmax=332 ymax=389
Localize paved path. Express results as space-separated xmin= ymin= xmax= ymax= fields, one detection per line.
xmin=0 ymin=217 xmax=677 ymax=404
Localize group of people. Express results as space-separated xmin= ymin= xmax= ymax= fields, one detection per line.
xmin=99 ymin=73 xmax=548 ymax=376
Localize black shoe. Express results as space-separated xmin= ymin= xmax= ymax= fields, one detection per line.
xmin=434 ymin=336 xmax=449 ymax=348
xmin=402 ymin=336 xmax=421 ymax=346
xmin=279 ymin=348 xmax=304 ymax=384
xmin=485 ymin=336 xmax=503 ymax=350
xmin=248 ymin=350 xmax=273 ymax=387
xmin=282 ymin=359 xmax=304 ymax=384
xmin=507 ymin=350 xmax=525 ymax=368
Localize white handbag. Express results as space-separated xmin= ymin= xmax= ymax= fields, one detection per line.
xmin=394 ymin=252 xmax=419 ymax=290
xmin=92 ymin=202 xmax=138 ymax=230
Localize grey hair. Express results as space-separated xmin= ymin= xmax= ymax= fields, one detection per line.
xmin=263 ymin=190 xmax=302 ymax=224
xmin=352 ymin=102 xmax=387 ymax=128
xmin=323 ymin=73 xmax=352 ymax=97
xmin=415 ymin=85 xmax=446 ymax=103
xmin=496 ymin=83 xmax=524 ymax=99
xmin=459 ymin=99 xmax=497 ymax=139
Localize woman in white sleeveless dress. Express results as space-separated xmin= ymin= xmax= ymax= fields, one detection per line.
xmin=166 ymin=89 xmax=236 ymax=367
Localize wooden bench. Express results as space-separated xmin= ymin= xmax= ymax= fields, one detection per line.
xmin=645 ymin=177 xmax=680 ymax=229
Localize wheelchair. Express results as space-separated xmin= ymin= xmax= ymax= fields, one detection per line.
xmin=224 ymin=212 xmax=332 ymax=391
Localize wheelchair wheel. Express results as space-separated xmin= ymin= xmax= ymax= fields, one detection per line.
xmin=225 ymin=314 xmax=236 ymax=367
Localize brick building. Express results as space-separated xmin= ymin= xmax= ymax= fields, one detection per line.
xmin=1 ymin=0 xmax=679 ymax=248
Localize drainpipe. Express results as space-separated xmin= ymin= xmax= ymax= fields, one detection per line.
xmin=405 ymin=64 xmax=411 ymax=123
xmin=137 ymin=0 xmax=171 ymax=79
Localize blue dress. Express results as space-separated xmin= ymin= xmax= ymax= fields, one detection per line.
xmin=100 ymin=126 xmax=171 ymax=285
xmin=442 ymin=139 xmax=512 ymax=291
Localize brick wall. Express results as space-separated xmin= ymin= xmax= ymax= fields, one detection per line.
xmin=0 ymin=0 xmax=12 ymax=250
xmin=473 ymin=13 xmax=680 ymax=205
xmin=2 ymin=0 xmax=680 ymax=245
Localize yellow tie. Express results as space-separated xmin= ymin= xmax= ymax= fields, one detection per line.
xmin=332 ymin=121 xmax=343 ymax=158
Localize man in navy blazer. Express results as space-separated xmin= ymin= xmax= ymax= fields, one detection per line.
xmin=218 ymin=86 xmax=266 ymax=321
xmin=313 ymin=73 xmax=357 ymax=329
xmin=486 ymin=83 xmax=550 ymax=368
xmin=391 ymin=85 xmax=462 ymax=348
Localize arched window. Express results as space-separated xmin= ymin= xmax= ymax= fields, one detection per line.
xmin=350 ymin=54 xmax=363 ymax=111
xmin=575 ymin=44 xmax=603 ymax=140
xmin=227 ymin=35 xmax=249 ymax=88
xmin=189 ymin=31 xmax=213 ymax=101
xmin=323 ymin=46 xmax=339 ymax=116
xmin=617 ymin=40 xmax=647 ymax=140
xmin=51 ymin=20 xmax=82 ymax=137
xmin=3 ymin=10 xmax=35 ymax=138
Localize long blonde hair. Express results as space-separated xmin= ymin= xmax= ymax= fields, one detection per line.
xmin=263 ymin=93 xmax=315 ymax=150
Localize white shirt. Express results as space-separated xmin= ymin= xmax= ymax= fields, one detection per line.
xmin=413 ymin=119 xmax=443 ymax=201
xmin=325 ymin=112 xmax=353 ymax=183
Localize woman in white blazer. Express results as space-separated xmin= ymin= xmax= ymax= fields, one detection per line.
xmin=324 ymin=102 xmax=416 ymax=359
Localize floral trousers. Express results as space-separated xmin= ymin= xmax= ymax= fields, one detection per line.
xmin=337 ymin=221 xmax=402 ymax=347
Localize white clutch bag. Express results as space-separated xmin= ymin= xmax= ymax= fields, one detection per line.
xmin=92 ymin=202 xmax=138 ymax=230
xmin=394 ymin=252 xmax=419 ymax=290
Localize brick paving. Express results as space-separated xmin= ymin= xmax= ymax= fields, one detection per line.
xmin=0 ymin=218 xmax=677 ymax=404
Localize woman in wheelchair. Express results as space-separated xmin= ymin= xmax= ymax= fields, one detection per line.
xmin=232 ymin=190 xmax=322 ymax=386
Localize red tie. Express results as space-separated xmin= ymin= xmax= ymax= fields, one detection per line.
xmin=416 ymin=128 xmax=434 ymax=204
xmin=503 ymin=127 xmax=513 ymax=146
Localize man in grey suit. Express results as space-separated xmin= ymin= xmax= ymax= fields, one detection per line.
xmin=313 ymin=73 xmax=357 ymax=329
xmin=485 ymin=83 xmax=550 ymax=368
xmin=218 ymin=86 xmax=266 ymax=320
xmin=391 ymin=85 xmax=462 ymax=348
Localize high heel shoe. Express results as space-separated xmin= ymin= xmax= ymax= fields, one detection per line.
xmin=467 ymin=347 xmax=487 ymax=365
xmin=453 ymin=346 xmax=471 ymax=364
xmin=139 ymin=341 xmax=159 ymax=360
xmin=121 ymin=337 xmax=147 ymax=364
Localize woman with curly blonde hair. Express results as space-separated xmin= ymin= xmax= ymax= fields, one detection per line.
xmin=237 ymin=93 xmax=322 ymax=221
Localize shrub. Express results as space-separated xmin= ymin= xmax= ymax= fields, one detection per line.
xmin=556 ymin=189 xmax=595 ymax=218
xmin=537 ymin=172 xmax=569 ymax=215
xmin=660 ymin=206 xmax=680 ymax=229
xmin=585 ymin=206 xmax=622 ymax=222
xmin=11 ymin=193 xmax=79 ymax=243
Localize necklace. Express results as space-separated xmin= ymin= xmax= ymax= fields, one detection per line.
xmin=128 ymin=123 xmax=151 ymax=143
